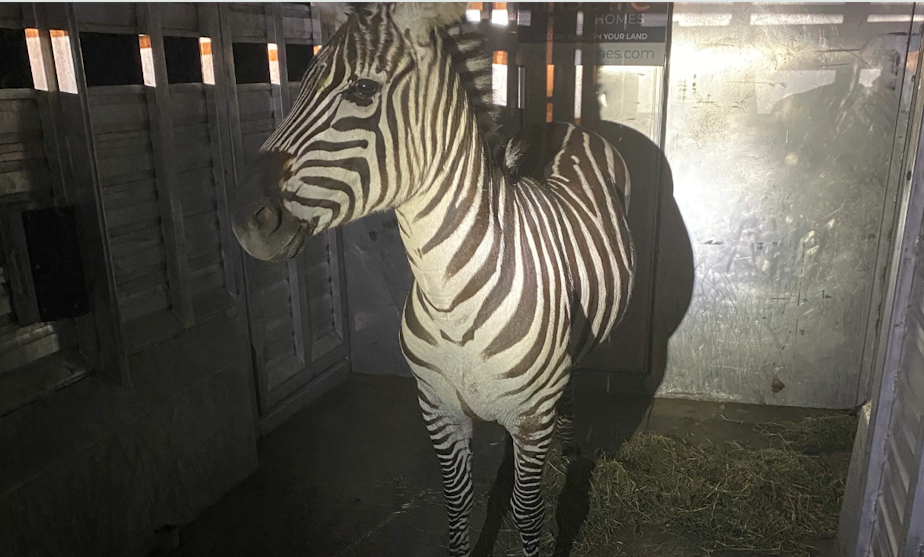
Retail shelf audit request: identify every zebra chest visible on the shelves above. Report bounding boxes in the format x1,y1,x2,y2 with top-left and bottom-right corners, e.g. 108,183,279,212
399,305,566,423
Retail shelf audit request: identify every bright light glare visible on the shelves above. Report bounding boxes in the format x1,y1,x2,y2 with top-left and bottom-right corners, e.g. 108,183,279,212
750,13,844,25
50,30,77,94
199,37,215,85
675,13,733,27
859,68,882,87
574,66,582,120
670,44,765,75
492,64,507,106
268,43,280,85
25,29,48,91
139,34,156,87
866,14,924,23
491,9,508,25
466,9,481,22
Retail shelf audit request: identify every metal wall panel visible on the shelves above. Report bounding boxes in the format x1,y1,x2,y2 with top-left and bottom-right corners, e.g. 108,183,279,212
656,2,918,407
870,251,924,556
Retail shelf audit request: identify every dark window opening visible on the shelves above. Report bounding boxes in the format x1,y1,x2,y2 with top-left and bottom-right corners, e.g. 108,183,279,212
163,35,202,84
80,32,143,86
286,43,315,83
233,42,270,84
0,29,33,89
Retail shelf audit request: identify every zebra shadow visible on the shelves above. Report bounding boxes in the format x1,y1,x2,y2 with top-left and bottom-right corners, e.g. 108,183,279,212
473,121,695,557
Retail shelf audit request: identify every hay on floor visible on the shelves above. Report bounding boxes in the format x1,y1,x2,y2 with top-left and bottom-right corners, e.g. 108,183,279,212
497,414,856,557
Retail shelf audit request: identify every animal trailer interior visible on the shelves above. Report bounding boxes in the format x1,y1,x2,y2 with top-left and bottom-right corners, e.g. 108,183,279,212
0,2,923,557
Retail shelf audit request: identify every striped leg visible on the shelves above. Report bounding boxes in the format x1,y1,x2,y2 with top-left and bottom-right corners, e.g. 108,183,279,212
511,417,555,557
418,388,474,557
556,376,578,457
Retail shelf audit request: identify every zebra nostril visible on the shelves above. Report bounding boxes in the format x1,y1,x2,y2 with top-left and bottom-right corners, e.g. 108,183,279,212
254,206,281,234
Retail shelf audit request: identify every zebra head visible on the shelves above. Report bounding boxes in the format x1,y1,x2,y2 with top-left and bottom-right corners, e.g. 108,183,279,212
231,2,472,261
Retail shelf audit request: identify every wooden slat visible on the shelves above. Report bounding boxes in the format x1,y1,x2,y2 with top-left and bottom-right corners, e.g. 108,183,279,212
140,2,194,327
0,164,50,198
74,2,137,28
0,3,23,26
0,99,43,135
176,171,216,216
119,284,169,323
96,151,156,184
101,178,158,211
191,267,224,295
228,6,267,39
161,2,199,34
170,92,210,125
0,141,47,163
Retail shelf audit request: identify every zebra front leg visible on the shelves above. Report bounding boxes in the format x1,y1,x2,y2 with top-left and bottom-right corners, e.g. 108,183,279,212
556,375,578,458
418,389,475,557
511,416,555,557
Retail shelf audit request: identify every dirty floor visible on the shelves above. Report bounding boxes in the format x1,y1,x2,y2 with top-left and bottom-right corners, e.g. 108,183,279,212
164,373,849,557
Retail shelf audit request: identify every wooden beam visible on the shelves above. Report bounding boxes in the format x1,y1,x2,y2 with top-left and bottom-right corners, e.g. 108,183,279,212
139,3,195,328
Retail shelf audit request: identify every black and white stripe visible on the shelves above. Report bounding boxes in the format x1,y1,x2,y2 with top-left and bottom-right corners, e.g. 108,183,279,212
248,4,636,556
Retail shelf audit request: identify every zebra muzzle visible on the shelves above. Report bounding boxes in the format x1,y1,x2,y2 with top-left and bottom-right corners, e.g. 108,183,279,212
231,151,306,261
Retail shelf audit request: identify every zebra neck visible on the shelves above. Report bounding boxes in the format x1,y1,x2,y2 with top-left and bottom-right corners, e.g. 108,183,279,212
395,116,503,313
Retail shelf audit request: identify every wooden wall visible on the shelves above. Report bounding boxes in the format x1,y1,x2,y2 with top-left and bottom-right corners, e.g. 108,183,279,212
0,1,346,431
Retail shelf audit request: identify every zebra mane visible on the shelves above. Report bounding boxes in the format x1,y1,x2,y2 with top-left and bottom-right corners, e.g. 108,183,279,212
439,19,506,155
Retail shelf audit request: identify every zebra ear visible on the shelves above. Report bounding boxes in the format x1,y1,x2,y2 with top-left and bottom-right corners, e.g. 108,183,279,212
392,2,469,43
315,2,351,35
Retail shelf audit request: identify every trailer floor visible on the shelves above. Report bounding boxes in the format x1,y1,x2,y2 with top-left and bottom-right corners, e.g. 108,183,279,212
163,373,848,557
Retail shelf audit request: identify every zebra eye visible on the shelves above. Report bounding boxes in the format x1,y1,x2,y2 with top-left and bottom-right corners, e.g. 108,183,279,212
345,78,380,102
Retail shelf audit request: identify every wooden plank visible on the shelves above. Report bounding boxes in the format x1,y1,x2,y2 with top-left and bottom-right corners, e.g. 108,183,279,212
121,308,183,353
250,259,287,287
0,141,46,163
140,2,194,327
118,282,170,319
59,2,130,384
191,267,224,295
176,175,216,216
96,151,155,182
0,165,50,198
282,16,315,40
113,251,167,286
304,265,332,296
170,91,210,125
198,3,240,305
0,3,23,25
119,284,169,323
101,178,158,211
311,329,341,362
93,129,151,150
264,311,294,341
161,2,199,34
115,265,168,296
258,358,349,436
106,199,162,231
264,331,296,365
74,2,137,28
109,225,166,257
184,210,220,240
0,322,55,355
308,291,334,328
0,100,43,135
239,117,275,134
228,7,267,39
189,252,222,276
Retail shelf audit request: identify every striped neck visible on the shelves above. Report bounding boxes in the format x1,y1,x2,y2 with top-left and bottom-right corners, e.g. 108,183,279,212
395,99,503,312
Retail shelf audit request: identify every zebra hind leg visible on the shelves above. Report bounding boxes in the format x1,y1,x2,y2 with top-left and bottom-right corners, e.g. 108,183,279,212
511,416,555,557
555,375,579,459
418,390,475,557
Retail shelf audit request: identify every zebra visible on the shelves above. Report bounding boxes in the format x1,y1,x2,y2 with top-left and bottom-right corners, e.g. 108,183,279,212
230,3,636,555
